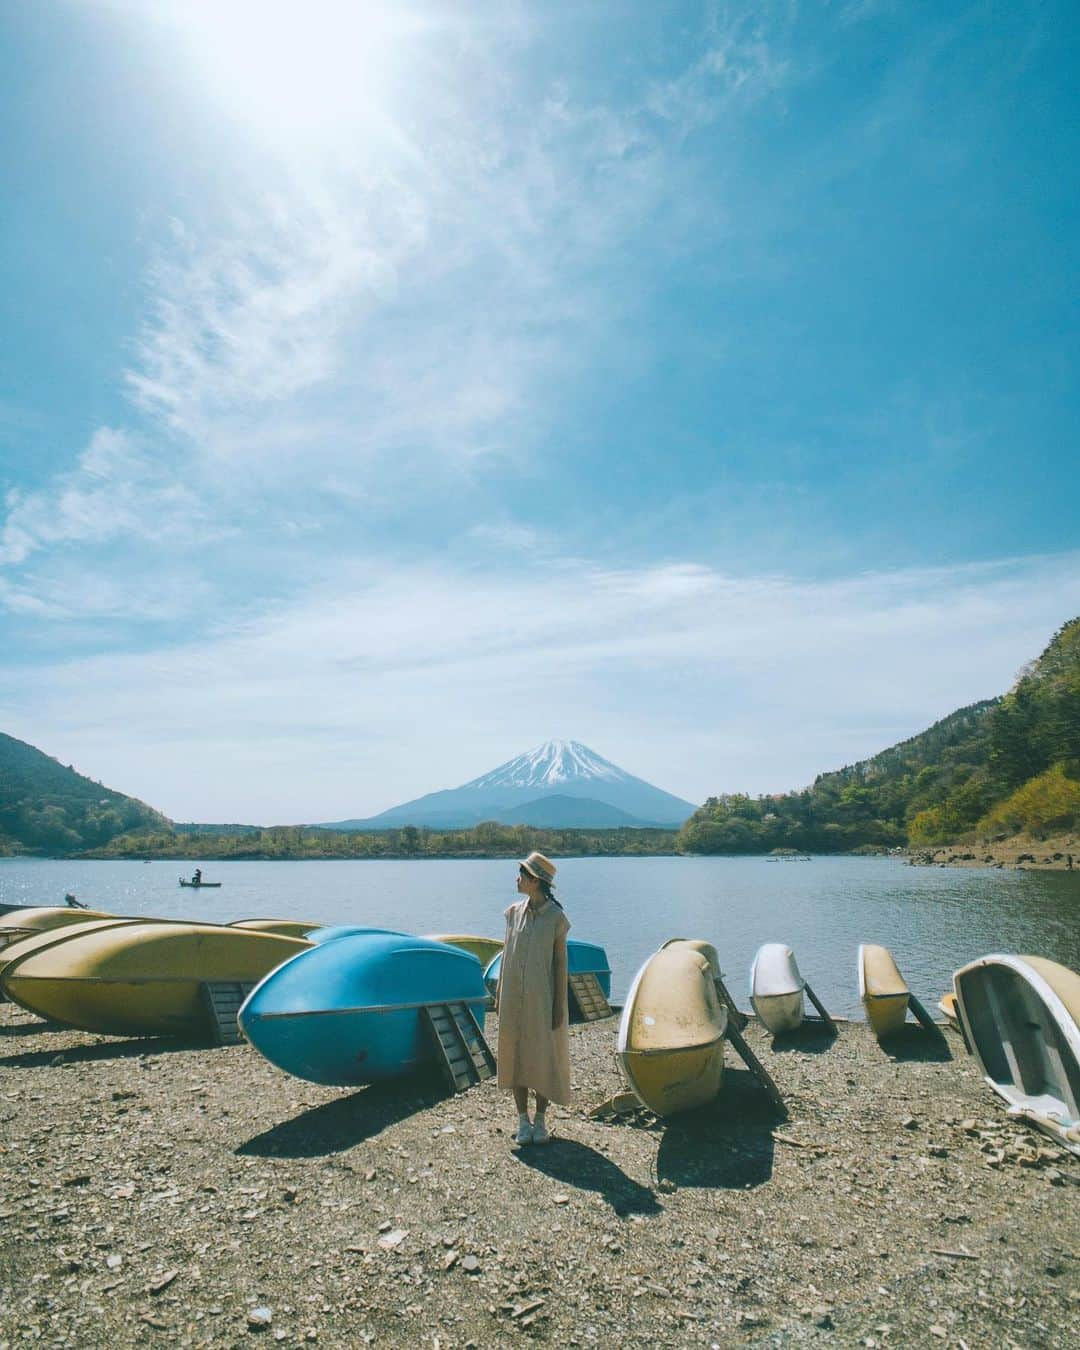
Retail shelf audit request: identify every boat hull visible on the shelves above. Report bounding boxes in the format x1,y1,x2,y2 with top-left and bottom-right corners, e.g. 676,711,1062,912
231,920,324,939
0,906,114,952
239,932,488,1086
1,924,310,1038
0,919,141,983
938,992,960,1032
953,953,1080,1155
859,943,910,1038
425,934,503,966
179,880,222,888
483,939,611,1002
616,941,727,1116
750,943,806,1034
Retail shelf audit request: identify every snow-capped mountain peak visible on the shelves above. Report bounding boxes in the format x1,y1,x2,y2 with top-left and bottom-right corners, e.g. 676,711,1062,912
463,740,625,791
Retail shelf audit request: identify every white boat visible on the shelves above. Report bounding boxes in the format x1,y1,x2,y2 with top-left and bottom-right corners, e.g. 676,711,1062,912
952,954,1080,1155
750,943,805,1034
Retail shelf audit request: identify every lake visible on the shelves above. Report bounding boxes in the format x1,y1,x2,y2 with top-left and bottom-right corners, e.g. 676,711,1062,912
1,855,1077,1017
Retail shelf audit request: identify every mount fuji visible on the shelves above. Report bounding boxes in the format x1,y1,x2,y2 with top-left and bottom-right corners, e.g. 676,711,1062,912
319,740,697,830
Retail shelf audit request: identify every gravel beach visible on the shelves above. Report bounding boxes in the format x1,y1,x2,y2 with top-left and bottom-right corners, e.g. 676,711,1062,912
1,1002,1077,1349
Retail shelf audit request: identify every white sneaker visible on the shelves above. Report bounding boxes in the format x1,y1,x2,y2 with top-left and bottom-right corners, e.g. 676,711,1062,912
514,1120,533,1145
531,1118,550,1145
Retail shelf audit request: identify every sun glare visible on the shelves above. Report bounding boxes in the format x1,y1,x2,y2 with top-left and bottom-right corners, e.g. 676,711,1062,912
171,0,413,147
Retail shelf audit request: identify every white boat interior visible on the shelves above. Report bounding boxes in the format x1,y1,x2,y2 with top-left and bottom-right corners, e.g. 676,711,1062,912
953,954,1080,1154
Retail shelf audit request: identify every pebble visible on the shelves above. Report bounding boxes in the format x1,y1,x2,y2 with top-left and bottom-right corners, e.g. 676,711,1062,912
247,1306,273,1329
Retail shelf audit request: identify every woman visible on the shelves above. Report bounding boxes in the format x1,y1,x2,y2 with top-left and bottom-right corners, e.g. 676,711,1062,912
496,851,571,1145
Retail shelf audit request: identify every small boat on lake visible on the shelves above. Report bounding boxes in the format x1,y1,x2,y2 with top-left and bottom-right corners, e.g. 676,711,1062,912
483,939,611,1003
179,878,222,888
616,938,728,1116
1,923,310,1038
0,905,114,951
750,943,806,1034
952,954,1080,1155
859,943,911,1038
238,932,488,1086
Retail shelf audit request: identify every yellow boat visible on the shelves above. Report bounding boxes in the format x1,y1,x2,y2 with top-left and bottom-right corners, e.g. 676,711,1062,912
0,906,114,951
1,923,311,1038
859,943,910,1037
425,934,504,966
616,938,728,1116
230,919,324,939
938,991,960,1032
0,918,143,983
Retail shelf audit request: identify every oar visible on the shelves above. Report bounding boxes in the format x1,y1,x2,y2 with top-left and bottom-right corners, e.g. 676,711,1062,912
803,981,836,1032
907,993,942,1035
724,1017,787,1117
713,974,748,1031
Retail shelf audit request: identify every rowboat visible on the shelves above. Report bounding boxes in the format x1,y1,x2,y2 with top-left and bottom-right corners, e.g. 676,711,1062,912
230,920,324,939
938,991,960,1032
179,879,222,888
310,925,410,945
616,938,728,1116
483,939,611,1002
0,918,142,984
424,934,503,966
858,943,910,1037
952,954,1080,1155
1,923,310,1038
238,932,488,1086
750,943,806,1034
0,906,114,951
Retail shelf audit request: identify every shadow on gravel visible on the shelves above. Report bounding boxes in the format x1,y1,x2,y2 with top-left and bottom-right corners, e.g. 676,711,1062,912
656,1068,780,1191
0,1018,70,1037
237,1074,446,1158
0,1035,206,1067
879,1025,953,1063
514,1138,661,1216
769,1021,838,1055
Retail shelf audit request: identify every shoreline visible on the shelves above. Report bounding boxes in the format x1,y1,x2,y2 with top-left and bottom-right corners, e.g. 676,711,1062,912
906,832,1079,872
1,1002,1077,1346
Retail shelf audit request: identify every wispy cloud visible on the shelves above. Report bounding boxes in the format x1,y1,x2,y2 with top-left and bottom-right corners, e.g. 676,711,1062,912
0,428,201,567
4,550,1077,821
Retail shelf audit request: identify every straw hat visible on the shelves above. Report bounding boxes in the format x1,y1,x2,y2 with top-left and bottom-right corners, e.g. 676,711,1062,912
519,851,556,886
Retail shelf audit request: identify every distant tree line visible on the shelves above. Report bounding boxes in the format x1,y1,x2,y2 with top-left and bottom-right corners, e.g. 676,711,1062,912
86,820,680,861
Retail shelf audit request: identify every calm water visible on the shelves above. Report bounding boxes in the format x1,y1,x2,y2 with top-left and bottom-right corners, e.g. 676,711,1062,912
1,855,1077,1017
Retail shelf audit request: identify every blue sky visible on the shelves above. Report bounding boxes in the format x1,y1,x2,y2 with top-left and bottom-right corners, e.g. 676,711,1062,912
0,0,1077,822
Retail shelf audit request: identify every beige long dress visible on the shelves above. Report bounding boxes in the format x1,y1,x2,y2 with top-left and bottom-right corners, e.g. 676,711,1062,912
496,898,572,1104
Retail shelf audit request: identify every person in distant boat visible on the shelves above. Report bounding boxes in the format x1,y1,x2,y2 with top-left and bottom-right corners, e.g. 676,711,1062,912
192,869,202,886
63,892,86,909
495,851,571,1145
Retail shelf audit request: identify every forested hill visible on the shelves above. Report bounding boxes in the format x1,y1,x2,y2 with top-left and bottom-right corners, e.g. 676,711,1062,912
0,733,168,854
678,616,1080,854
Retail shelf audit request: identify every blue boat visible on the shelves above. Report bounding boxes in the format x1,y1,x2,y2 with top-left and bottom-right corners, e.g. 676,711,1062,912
483,939,612,1004
309,925,411,945
238,932,487,1086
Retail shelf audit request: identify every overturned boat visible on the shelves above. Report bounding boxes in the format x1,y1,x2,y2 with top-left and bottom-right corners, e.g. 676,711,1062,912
616,938,728,1116
0,906,114,951
750,943,806,1034
859,943,911,1038
238,931,488,1086
952,954,1080,1155
483,939,611,1002
1,922,310,1038
230,919,324,939
425,934,503,966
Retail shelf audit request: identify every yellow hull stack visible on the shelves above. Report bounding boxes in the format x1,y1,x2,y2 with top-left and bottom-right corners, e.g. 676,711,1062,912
1,922,310,1038
425,934,504,966
859,943,910,1037
0,918,142,984
230,920,324,939
0,906,114,951
617,938,728,1116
